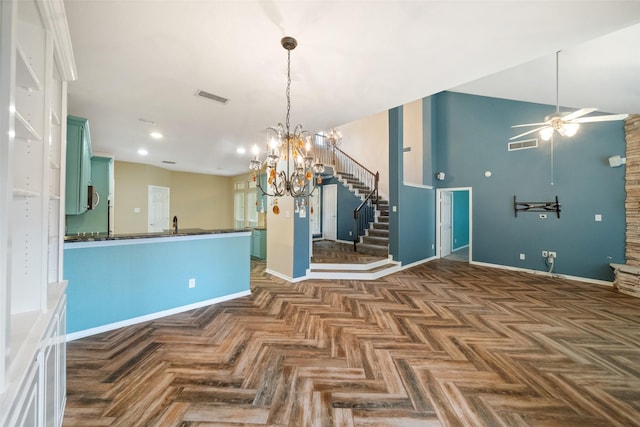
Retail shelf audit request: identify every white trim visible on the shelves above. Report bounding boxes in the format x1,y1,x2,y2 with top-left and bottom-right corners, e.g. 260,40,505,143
265,268,307,283
310,258,391,271
436,187,472,261
66,290,252,342
400,256,437,270
403,182,434,190
306,262,401,281
64,231,251,249
470,261,614,287
336,239,355,245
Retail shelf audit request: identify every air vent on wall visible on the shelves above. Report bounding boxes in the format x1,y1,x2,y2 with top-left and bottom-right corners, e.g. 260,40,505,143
194,89,229,105
508,138,538,152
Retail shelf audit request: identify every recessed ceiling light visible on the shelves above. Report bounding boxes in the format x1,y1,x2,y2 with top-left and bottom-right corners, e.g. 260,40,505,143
150,132,163,139
138,148,148,156
236,147,246,154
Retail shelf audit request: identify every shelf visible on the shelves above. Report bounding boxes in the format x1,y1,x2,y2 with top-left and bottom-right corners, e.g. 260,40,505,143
15,111,42,141
13,188,41,198
49,194,60,200
15,43,42,91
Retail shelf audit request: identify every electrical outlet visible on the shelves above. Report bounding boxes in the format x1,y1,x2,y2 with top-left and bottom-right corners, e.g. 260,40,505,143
189,278,196,288
548,252,556,258
520,253,525,260
542,251,548,257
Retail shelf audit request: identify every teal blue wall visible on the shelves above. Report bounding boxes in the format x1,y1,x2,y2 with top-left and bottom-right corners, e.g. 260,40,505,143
66,156,111,235
293,202,310,278
322,177,363,242
64,234,251,334
433,92,625,280
389,106,436,265
453,190,469,250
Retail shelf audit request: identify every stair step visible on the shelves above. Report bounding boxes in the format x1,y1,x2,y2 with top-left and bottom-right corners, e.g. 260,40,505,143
307,260,400,280
362,235,388,246
356,243,389,257
372,222,389,230
377,216,389,223
368,228,389,238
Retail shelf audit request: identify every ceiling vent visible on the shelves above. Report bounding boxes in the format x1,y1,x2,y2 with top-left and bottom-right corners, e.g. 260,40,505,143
194,89,229,105
508,138,538,152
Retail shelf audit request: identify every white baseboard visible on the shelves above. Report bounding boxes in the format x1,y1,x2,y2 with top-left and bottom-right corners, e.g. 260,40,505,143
401,256,437,270
66,290,252,342
265,268,307,283
470,261,614,287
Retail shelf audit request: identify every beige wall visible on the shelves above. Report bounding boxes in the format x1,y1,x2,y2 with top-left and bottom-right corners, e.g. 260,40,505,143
114,161,233,234
336,110,390,198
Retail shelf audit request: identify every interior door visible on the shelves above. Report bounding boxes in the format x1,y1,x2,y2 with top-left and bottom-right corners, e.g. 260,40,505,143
322,184,337,241
309,190,321,236
440,191,452,257
148,185,170,232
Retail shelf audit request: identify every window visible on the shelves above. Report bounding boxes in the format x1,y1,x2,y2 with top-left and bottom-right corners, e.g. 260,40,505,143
234,179,258,228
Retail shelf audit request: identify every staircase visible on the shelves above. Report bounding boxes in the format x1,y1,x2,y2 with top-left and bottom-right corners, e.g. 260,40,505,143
335,172,389,258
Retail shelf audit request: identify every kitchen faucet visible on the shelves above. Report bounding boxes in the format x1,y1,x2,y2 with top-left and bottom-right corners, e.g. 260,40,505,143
173,216,178,233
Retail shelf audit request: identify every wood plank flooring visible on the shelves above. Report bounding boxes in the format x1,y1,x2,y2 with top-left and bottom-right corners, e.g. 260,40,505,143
63,259,640,426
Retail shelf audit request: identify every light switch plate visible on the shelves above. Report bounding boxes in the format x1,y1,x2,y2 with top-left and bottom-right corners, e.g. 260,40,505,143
595,214,602,222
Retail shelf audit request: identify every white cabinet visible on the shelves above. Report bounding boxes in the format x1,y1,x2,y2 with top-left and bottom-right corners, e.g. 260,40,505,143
0,0,76,425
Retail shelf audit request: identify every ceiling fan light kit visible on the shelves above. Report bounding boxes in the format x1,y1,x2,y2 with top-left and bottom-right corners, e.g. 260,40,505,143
510,51,628,142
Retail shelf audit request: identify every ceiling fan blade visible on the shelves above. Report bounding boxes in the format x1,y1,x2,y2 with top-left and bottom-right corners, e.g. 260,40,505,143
562,107,598,121
510,126,549,141
511,122,549,128
570,113,629,124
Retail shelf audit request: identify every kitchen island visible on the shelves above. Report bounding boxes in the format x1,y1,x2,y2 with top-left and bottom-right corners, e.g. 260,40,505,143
64,229,251,340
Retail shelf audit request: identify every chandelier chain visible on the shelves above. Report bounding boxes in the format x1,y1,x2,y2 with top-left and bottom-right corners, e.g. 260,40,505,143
286,48,291,137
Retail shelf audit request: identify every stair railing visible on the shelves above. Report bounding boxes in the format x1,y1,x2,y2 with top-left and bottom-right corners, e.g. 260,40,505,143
353,172,379,251
312,137,380,252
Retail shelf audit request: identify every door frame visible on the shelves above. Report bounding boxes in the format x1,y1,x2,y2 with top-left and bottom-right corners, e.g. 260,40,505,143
148,185,170,233
322,184,337,241
436,187,472,261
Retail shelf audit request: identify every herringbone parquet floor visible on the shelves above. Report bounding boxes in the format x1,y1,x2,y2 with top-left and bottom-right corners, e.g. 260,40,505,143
64,259,640,426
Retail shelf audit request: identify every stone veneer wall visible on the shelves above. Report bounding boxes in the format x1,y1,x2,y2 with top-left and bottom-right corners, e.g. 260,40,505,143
625,115,640,265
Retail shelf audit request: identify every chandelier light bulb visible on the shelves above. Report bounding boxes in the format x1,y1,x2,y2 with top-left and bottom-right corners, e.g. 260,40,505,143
562,123,579,137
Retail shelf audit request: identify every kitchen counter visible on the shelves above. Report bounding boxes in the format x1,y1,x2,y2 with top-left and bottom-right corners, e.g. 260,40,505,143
64,227,251,243
64,229,251,339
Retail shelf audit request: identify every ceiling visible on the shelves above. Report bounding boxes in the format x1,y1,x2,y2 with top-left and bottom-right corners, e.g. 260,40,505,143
64,1,640,177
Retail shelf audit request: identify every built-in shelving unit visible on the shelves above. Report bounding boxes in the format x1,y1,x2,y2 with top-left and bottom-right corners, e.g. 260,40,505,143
0,0,77,425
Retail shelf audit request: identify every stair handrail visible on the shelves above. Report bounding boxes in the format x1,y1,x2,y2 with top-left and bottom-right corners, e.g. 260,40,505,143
353,172,379,251
312,137,381,252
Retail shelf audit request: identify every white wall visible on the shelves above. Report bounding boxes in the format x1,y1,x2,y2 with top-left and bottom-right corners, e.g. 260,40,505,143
402,99,424,186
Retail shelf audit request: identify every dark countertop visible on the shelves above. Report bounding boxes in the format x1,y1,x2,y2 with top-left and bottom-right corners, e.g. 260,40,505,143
64,228,255,243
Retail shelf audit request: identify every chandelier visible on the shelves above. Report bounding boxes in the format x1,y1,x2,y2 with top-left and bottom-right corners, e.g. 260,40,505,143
250,36,325,207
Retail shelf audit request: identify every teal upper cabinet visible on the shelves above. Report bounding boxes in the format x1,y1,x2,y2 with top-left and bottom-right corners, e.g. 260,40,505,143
66,116,93,215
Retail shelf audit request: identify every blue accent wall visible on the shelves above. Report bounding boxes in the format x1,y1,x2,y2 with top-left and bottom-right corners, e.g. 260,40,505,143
389,106,437,265
433,92,625,280
64,234,251,334
453,190,469,250
293,203,310,278
322,177,362,242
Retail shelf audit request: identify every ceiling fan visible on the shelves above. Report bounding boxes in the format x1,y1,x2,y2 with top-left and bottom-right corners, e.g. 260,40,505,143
510,51,628,141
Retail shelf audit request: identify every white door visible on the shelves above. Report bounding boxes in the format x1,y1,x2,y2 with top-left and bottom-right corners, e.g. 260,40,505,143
148,185,170,232
322,184,337,241
309,190,321,236
440,191,452,257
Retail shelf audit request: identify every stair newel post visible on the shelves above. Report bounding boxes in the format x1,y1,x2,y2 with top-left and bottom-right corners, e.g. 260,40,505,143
375,172,379,207
353,208,359,252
